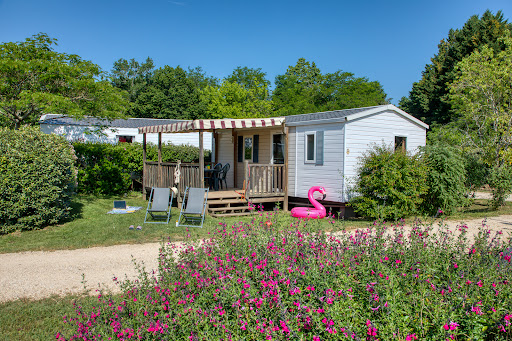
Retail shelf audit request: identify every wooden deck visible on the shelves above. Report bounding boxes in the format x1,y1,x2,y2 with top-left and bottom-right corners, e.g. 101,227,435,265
207,189,285,217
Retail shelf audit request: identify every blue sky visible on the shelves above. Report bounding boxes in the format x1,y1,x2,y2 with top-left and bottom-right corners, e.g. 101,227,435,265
1,0,511,105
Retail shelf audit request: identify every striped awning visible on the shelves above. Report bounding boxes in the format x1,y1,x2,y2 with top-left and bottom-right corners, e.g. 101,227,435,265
138,117,285,134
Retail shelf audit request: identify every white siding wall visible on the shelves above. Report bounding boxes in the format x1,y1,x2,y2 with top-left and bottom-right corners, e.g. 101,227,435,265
216,131,235,188
40,124,212,149
293,123,345,202
343,110,427,199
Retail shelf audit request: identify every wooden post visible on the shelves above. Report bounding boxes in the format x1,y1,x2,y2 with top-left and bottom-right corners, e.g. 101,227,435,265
158,132,163,187
142,133,147,195
199,130,204,188
233,131,238,188
283,126,289,211
244,160,249,199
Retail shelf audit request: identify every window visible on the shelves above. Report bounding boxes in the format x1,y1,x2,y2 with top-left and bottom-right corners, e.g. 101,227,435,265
272,134,285,164
304,131,324,165
118,135,134,143
395,136,407,152
305,132,316,163
237,135,259,163
244,137,253,161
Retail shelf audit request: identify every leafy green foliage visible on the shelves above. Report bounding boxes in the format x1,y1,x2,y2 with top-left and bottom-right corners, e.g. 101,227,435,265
448,36,512,206
226,66,270,98
201,81,273,119
109,57,155,102
421,145,469,215
350,144,428,220
0,33,129,129
0,127,77,234
488,165,512,209
273,58,388,116
73,142,209,195
131,65,205,119
400,10,512,125
449,37,512,168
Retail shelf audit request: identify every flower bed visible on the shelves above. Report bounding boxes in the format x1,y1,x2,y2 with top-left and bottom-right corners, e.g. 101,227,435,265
59,210,512,340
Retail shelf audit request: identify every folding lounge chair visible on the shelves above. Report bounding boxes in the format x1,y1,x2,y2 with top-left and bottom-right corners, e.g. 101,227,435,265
177,187,209,228
144,187,173,224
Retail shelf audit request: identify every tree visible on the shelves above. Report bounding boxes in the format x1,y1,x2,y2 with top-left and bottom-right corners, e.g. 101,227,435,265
400,10,512,125
110,57,154,102
321,70,388,110
273,58,388,116
0,33,128,129
186,66,219,90
132,65,205,120
200,80,272,119
226,66,270,99
273,58,324,116
449,37,512,207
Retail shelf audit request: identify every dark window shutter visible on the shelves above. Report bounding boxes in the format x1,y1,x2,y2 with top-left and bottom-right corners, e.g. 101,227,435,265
237,136,243,162
253,135,259,163
316,131,324,165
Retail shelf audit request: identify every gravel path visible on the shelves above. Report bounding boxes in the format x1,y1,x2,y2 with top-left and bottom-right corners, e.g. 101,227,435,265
1,215,511,303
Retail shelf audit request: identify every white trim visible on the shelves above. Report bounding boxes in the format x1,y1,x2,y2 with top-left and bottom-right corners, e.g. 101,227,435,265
294,129,298,197
304,131,316,163
342,123,347,202
285,105,429,130
346,105,429,129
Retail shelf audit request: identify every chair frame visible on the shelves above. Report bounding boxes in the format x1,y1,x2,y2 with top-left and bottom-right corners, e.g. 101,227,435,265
144,187,173,224
219,163,230,190
177,187,209,228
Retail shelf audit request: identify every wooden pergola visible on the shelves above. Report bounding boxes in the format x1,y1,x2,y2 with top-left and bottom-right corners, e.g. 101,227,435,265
138,117,288,213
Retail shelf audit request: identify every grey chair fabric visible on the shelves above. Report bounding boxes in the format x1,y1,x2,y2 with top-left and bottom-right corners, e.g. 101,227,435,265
144,188,173,224
177,187,209,228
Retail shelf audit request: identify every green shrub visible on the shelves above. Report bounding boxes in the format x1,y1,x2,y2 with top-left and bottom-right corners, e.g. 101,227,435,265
464,152,489,191
73,142,211,195
0,127,77,234
421,145,469,215
350,144,428,220
488,164,512,209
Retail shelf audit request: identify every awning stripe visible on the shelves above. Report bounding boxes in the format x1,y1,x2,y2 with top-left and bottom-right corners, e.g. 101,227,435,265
138,117,285,134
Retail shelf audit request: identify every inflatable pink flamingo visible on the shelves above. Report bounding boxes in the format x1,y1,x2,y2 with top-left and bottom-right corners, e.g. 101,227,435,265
291,186,327,219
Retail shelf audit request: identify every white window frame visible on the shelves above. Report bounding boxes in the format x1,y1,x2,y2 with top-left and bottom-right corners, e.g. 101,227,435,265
305,131,316,164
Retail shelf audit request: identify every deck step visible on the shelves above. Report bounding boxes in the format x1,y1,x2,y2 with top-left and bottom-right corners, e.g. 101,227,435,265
208,198,248,205
210,211,254,218
208,206,250,212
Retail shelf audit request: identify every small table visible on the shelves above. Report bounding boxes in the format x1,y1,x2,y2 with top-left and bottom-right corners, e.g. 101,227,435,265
204,168,221,190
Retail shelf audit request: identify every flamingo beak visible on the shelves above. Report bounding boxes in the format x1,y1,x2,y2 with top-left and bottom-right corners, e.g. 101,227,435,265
322,193,326,200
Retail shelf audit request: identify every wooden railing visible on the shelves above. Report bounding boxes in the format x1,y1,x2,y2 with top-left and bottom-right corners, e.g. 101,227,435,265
143,162,201,194
245,162,285,197
144,161,286,198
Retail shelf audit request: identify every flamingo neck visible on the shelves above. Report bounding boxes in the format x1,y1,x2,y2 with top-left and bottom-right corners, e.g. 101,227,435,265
308,188,325,210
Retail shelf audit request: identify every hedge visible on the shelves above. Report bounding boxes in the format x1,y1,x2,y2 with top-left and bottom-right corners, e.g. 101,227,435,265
0,127,77,234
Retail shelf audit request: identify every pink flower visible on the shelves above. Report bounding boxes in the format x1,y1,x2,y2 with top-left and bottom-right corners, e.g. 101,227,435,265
406,333,418,340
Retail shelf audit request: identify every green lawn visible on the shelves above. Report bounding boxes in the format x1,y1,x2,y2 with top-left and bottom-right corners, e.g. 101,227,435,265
0,294,99,341
0,192,370,254
1,192,511,254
